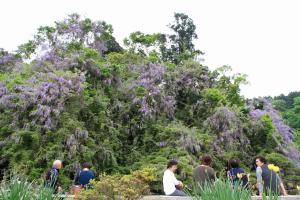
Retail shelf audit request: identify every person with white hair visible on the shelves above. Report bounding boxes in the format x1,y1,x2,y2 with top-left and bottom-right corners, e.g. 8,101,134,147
44,160,63,192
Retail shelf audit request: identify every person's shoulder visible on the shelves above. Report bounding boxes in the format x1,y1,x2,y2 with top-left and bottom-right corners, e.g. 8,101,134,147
163,169,171,178
195,165,208,169
49,168,59,177
192,166,199,173
164,169,174,175
88,170,95,176
209,168,215,175
206,166,215,171
238,167,245,173
256,166,262,172
51,168,58,173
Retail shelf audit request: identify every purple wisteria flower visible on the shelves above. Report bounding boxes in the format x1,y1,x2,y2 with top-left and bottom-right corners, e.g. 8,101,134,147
250,98,294,143
0,71,85,130
128,63,176,118
249,98,300,166
205,107,250,153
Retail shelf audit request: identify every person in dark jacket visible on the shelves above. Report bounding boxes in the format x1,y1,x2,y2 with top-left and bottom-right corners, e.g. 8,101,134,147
74,162,95,188
193,155,216,186
227,158,249,189
255,156,288,196
44,160,62,193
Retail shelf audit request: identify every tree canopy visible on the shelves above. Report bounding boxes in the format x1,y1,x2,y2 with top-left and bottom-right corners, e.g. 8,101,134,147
0,13,299,192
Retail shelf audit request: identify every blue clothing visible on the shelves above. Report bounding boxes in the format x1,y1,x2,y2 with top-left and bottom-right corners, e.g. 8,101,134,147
228,167,249,189
75,170,95,187
169,189,187,196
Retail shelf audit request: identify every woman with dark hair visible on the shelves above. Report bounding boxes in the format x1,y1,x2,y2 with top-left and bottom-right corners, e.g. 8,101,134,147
227,158,248,189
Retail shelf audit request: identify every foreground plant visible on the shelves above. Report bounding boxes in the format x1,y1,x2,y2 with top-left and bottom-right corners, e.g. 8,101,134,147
0,176,59,200
186,179,251,200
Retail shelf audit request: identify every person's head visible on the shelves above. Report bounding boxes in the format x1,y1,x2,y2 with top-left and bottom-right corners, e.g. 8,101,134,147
167,160,178,172
228,158,240,169
201,155,212,166
81,162,91,169
53,160,62,169
255,156,266,167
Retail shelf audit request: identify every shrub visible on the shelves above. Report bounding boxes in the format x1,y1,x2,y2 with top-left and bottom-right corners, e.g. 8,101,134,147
78,167,158,200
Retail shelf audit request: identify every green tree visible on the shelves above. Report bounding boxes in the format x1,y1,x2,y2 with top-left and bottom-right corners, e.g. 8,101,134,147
214,65,248,107
123,31,166,59
272,99,287,112
166,13,203,64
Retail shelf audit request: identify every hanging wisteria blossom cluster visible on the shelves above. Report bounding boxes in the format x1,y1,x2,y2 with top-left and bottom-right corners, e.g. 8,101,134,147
0,72,85,129
250,98,295,142
29,13,109,57
205,107,250,153
65,128,89,159
0,48,22,72
19,13,121,81
249,98,300,166
129,63,176,118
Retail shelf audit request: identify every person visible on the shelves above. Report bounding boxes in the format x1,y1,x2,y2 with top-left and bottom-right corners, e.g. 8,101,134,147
193,155,216,186
74,162,95,187
71,162,95,199
163,160,186,196
255,156,288,196
44,160,63,193
227,158,248,189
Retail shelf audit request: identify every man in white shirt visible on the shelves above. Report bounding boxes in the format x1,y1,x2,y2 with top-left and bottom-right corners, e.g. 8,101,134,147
163,160,186,196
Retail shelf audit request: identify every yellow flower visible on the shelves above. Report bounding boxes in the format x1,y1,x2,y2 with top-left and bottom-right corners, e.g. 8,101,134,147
273,166,280,173
297,185,300,191
268,164,280,172
247,173,250,181
237,173,243,179
268,164,275,171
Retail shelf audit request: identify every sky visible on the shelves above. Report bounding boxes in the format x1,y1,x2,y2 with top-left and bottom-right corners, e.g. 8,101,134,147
0,0,299,98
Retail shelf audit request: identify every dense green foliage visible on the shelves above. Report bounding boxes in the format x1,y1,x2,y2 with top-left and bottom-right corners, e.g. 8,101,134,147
0,13,299,195
273,92,300,149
